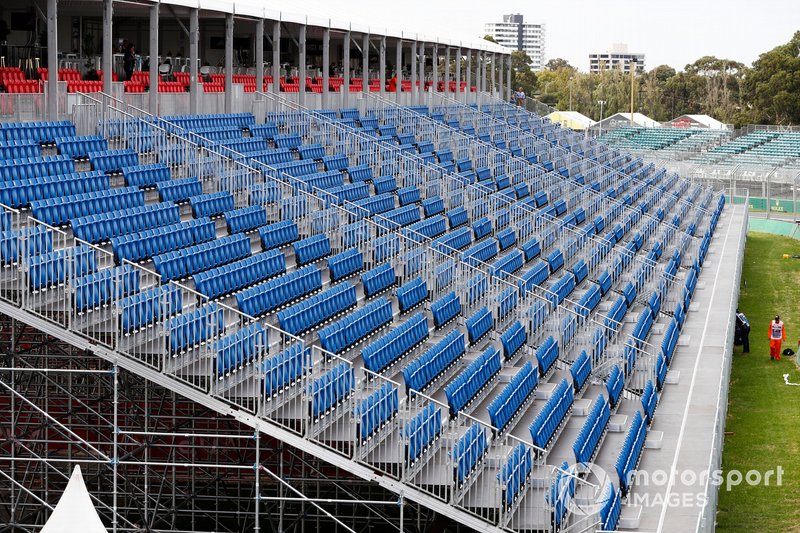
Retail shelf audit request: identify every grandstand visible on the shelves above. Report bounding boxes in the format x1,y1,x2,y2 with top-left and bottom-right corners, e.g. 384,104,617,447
0,2,747,533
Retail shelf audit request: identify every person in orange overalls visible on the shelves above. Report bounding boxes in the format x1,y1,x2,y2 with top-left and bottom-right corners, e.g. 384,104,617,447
769,315,786,360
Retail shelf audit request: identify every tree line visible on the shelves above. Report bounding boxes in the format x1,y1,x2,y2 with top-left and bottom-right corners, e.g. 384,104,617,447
498,31,800,127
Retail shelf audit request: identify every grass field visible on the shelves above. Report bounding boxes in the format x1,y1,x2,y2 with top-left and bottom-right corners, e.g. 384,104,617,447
716,232,800,532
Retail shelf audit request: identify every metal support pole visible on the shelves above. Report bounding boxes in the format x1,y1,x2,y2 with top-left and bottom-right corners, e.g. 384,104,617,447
362,33,369,94
112,364,118,533
395,38,402,104
379,35,386,97
498,54,504,100
487,52,497,94
322,26,330,107
343,31,351,95
480,51,486,94
431,43,438,94
444,46,450,94
189,8,199,114
224,13,233,113
254,429,261,532
272,20,280,93
410,41,417,105
299,24,306,107
507,54,512,101
466,49,472,100
148,2,159,115
419,42,425,93
255,19,264,94
46,0,58,120
455,47,461,101
103,0,113,95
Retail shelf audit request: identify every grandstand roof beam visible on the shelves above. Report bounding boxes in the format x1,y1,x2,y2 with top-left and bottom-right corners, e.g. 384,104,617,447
46,0,58,120
343,30,351,93
165,4,190,37
322,25,330,108
256,18,264,97
189,7,199,114
432,42,438,95
409,40,417,105
444,46,450,88
455,47,462,103
224,12,233,113
379,35,386,98
149,2,159,116
395,37,402,104
103,0,113,95
299,23,306,106
466,48,472,100
419,41,425,91
506,53,512,101
362,33,369,94
272,20,280,93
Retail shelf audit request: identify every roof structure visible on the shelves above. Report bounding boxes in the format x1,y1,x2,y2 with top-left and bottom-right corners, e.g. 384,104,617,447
546,111,596,130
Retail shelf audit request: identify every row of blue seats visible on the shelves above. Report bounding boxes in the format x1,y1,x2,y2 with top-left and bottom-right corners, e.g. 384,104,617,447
111,218,215,263
225,205,267,234
215,322,266,377
28,245,96,290
328,248,363,282
535,336,559,377
499,442,532,508
56,136,108,159
119,284,182,333
167,303,225,354
355,382,399,443
500,320,527,360
152,233,250,282
431,291,461,328
403,330,465,393
488,361,538,433
405,402,442,465
642,380,658,424
0,171,108,208
549,460,575,528
263,343,310,398
310,362,355,420
294,234,331,266
445,345,501,416
397,276,428,313
158,177,203,204
465,306,494,345
1,121,76,143
74,265,140,312
191,191,235,218
529,378,574,449
453,423,487,486
0,226,50,264
194,249,285,300
598,483,622,531
615,410,647,495
0,155,76,181
362,313,429,374
573,394,610,466
89,149,139,174
277,281,357,336
259,220,299,251
72,203,180,244
0,140,40,160
570,350,592,393
236,265,322,318
31,186,144,227
318,297,392,356
356,262,393,298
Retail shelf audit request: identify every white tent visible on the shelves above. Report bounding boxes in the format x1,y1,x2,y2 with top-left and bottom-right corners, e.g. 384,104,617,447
41,465,109,533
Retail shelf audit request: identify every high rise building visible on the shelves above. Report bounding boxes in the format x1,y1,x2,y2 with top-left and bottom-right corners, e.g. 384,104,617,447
589,43,645,74
484,14,546,70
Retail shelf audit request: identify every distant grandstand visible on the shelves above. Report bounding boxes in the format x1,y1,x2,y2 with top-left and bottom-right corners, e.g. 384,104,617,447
0,2,747,533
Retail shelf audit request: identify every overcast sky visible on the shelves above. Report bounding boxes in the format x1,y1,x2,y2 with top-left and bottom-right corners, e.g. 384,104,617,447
268,0,799,71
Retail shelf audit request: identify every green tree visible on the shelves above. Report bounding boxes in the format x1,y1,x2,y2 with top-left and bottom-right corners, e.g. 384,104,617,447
545,58,574,72
510,50,537,98
742,31,800,125
483,35,497,44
